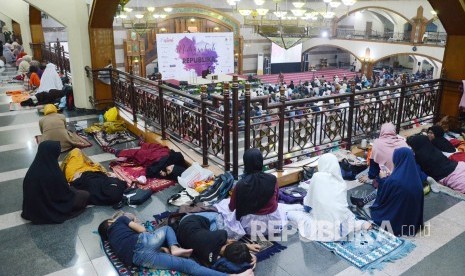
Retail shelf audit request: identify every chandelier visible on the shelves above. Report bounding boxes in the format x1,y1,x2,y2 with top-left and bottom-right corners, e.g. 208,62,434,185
115,1,172,35
237,0,356,49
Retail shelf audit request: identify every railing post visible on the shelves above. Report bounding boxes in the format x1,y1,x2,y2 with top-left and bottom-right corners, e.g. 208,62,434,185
200,86,209,167
223,82,231,172
232,75,239,179
244,82,251,151
346,82,355,148
396,75,407,133
277,86,286,172
156,73,166,140
129,73,137,124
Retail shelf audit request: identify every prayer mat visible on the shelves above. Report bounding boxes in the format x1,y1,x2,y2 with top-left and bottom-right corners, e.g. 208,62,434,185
92,130,137,147
110,162,176,193
100,220,184,276
318,227,415,271
10,93,30,103
152,212,288,263
35,133,92,152
5,90,24,96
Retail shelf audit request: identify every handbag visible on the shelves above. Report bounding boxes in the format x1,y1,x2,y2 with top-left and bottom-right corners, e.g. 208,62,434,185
340,158,367,180
302,165,315,181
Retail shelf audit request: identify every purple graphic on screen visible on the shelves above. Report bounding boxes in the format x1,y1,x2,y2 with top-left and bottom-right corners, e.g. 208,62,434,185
176,36,218,76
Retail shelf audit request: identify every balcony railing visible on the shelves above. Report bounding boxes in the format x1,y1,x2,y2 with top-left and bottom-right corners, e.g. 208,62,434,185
335,28,413,43
30,39,71,79
86,66,448,178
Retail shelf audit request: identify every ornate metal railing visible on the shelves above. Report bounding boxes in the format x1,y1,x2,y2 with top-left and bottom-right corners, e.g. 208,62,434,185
86,66,446,178
30,39,71,79
335,28,412,43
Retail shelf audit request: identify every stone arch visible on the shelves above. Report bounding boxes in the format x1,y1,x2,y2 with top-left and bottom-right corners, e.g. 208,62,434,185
335,6,414,25
373,52,442,64
303,44,363,62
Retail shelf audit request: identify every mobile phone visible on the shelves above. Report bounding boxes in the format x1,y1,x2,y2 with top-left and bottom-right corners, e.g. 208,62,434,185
380,164,390,173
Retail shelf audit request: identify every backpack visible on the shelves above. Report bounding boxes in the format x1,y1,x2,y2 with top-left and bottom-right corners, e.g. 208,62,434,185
193,172,234,205
278,186,307,204
121,187,153,207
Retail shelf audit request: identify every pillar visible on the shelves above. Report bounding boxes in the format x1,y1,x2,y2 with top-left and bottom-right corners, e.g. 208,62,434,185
29,5,45,60
88,0,120,109
428,0,465,118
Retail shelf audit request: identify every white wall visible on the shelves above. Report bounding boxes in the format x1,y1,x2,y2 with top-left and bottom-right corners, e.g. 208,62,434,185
1,0,33,54
0,13,13,35
24,0,93,109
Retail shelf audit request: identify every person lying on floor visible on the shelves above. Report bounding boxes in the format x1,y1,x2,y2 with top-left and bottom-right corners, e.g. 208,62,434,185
60,148,126,205
146,150,187,180
370,148,424,236
20,88,66,107
287,153,372,242
226,148,280,235
22,141,89,224
38,104,86,152
98,212,253,276
105,141,171,168
408,135,465,193
176,213,258,274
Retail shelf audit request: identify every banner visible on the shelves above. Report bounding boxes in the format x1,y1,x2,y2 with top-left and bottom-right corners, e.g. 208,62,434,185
156,32,234,81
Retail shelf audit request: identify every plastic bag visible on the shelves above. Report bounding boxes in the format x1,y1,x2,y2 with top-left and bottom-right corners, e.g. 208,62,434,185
177,163,214,189
104,107,118,122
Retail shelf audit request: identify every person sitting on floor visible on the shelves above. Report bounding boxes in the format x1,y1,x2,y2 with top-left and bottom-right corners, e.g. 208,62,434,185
287,153,371,242
28,65,41,89
146,150,187,180
38,104,86,152
176,213,258,273
21,141,89,224
227,148,280,235
36,63,63,93
427,125,456,154
408,135,465,193
61,148,126,206
370,148,424,236
98,212,253,276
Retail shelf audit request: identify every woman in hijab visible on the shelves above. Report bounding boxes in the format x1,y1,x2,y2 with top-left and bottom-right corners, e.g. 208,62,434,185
427,125,456,154
37,63,63,93
2,44,15,63
146,150,187,180
228,148,279,234
38,104,86,152
359,123,409,184
61,149,126,206
287,153,371,242
408,135,465,193
28,65,41,89
21,141,89,224
370,148,424,236
17,55,31,76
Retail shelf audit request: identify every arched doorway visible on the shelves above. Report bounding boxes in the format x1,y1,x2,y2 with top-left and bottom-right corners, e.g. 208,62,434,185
302,45,362,72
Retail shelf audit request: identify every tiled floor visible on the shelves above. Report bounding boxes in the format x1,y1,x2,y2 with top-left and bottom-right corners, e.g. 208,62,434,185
1,64,465,276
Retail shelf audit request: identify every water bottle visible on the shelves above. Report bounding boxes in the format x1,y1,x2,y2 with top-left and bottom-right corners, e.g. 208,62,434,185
99,114,104,124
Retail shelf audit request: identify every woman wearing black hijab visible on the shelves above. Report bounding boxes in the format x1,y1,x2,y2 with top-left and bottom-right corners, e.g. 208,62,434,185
427,125,456,153
21,141,89,224
146,150,187,180
408,135,465,193
228,149,279,234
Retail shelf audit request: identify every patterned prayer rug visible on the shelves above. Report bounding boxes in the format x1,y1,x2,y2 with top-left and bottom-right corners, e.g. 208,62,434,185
35,133,92,152
318,227,415,271
110,162,176,192
100,220,184,276
92,130,137,147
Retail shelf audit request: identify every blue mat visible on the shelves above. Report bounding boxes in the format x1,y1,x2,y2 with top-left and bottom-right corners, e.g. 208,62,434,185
318,227,415,271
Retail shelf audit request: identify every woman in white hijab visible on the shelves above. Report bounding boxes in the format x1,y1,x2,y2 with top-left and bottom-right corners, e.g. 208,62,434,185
37,63,63,93
17,55,32,75
287,153,371,242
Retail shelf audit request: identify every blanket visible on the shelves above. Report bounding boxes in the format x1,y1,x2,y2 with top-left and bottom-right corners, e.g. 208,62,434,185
318,226,415,271
110,162,175,192
100,219,184,276
35,133,92,152
92,130,137,147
